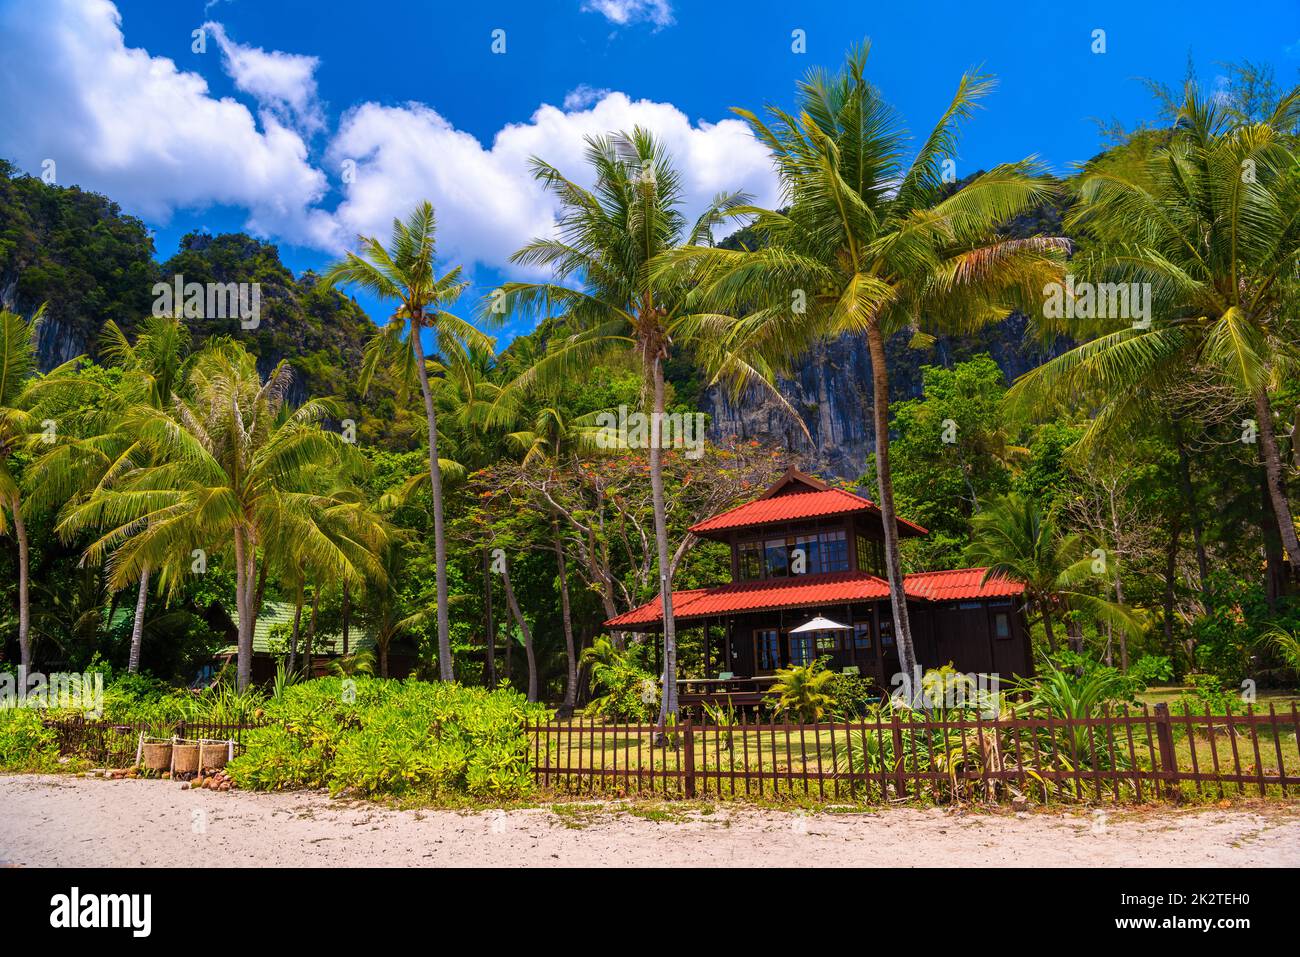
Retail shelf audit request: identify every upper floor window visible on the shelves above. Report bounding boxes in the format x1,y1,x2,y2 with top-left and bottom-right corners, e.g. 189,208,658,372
856,534,884,576
764,538,790,577
738,528,850,580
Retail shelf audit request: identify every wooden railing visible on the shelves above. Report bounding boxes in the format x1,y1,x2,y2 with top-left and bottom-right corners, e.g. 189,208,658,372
44,716,266,768
676,676,779,711
526,702,1300,804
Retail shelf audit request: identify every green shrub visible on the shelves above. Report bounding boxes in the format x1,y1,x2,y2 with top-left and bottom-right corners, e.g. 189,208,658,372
765,659,835,722
824,671,877,719
226,678,545,799
1190,573,1300,685
1177,673,1242,715
0,709,62,772
1127,654,1174,691
581,639,659,722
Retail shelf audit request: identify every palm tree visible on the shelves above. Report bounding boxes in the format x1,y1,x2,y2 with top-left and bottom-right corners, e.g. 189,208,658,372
59,341,387,690
965,492,1139,655
768,660,836,723
488,129,752,722
655,44,1065,688
322,201,495,682
0,306,45,671
282,459,390,677
27,316,191,673
108,317,189,672
1005,82,1300,574
377,340,498,680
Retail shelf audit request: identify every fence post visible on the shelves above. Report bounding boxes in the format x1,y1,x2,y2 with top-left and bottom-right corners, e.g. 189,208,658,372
891,715,907,799
1153,703,1179,801
682,720,696,799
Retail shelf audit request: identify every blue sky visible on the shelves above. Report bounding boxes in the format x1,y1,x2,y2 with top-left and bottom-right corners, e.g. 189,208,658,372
3,0,1299,345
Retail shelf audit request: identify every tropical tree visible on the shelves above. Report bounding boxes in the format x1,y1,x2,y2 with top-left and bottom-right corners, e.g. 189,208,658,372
507,403,610,714
322,201,495,682
1005,81,1300,574
27,316,192,673
655,44,1066,688
280,459,390,677
965,492,1139,655
58,342,387,690
488,128,752,722
0,306,45,671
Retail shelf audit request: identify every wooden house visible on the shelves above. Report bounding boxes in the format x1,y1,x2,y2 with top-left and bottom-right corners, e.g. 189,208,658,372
604,469,1032,700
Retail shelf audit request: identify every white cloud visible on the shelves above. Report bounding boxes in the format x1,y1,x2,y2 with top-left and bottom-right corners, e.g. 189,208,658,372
205,21,326,136
0,0,334,247
327,91,779,271
1,0,776,271
563,84,611,110
581,0,674,29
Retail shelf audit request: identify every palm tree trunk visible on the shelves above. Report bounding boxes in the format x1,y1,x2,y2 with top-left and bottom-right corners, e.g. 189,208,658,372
1066,618,1084,656
234,529,254,692
864,320,920,694
649,356,679,725
1040,605,1059,654
483,547,496,687
127,567,149,673
1255,388,1300,578
552,515,578,715
498,554,537,702
379,640,389,679
1261,473,1288,610
11,494,31,673
411,324,454,681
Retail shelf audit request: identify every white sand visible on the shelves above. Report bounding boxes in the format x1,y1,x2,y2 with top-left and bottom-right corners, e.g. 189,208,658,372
2,774,1297,867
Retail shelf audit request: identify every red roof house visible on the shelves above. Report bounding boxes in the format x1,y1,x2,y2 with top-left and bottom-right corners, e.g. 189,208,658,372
606,467,1030,689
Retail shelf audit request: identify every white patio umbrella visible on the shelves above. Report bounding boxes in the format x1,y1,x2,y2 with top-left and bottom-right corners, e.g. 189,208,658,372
788,615,851,633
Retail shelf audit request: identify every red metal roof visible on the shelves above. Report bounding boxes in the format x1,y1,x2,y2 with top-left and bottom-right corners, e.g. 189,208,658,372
604,567,1023,630
605,571,892,629
689,487,928,537
902,567,1024,601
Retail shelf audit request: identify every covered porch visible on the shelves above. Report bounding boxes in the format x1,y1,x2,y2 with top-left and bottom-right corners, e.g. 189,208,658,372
628,600,900,712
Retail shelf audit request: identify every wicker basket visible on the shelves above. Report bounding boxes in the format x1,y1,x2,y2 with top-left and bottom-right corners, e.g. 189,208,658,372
141,740,173,772
171,740,201,775
199,739,230,771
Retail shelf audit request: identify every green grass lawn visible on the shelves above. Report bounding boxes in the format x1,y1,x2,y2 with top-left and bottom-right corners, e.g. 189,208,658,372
535,704,1300,805
1136,686,1300,710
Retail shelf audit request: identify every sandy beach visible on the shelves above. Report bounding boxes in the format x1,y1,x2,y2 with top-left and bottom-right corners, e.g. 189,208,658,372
2,775,1298,867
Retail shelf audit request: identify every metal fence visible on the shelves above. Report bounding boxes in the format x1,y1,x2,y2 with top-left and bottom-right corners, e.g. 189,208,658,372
526,702,1300,804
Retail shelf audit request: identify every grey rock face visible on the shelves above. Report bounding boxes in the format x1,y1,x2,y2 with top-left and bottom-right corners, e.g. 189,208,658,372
704,313,1060,481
